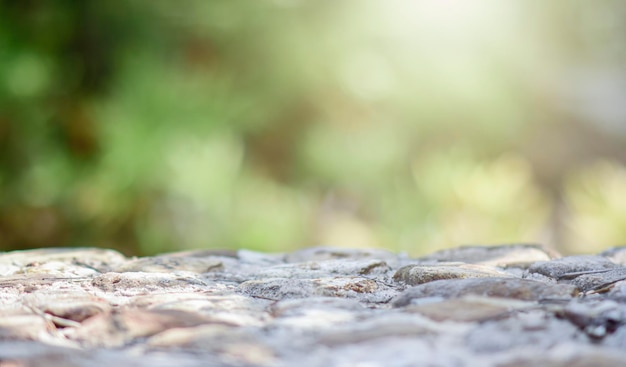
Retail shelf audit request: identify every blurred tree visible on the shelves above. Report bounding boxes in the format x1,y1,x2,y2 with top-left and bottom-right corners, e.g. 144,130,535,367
0,0,625,256
0,0,136,252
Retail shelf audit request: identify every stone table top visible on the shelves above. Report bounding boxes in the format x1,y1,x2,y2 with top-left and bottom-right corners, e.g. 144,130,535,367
1,244,626,366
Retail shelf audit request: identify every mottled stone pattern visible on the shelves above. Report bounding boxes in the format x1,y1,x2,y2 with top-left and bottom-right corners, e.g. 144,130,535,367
1,245,626,366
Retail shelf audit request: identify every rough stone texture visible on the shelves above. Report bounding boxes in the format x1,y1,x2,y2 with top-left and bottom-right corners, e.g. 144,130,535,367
392,277,578,306
1,245,626,366
526,255,620,280
415,244,557,268
393,263,513,285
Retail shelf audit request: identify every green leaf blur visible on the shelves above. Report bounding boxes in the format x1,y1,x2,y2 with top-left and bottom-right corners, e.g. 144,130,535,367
1,1,626,256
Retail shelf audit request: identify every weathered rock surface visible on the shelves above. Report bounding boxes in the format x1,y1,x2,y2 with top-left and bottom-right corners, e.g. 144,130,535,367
392,277,578,306
415,244,556,268
526,255,620,280
1,245,626,366
393,263,513,285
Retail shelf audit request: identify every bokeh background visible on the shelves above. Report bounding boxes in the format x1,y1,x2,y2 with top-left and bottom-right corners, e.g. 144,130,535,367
1,0,626,256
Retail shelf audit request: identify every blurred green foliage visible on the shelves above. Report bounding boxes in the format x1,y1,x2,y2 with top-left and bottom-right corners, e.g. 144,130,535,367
1,1,626,256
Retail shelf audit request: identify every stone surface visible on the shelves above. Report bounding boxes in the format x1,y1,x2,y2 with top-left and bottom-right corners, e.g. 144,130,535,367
606,279,626,299
114,255,224,273
466,310,583,353
404,295,534,322
394,263,513,285
562,299,626,339
237,276,397,303
392,277,578,306
415,244,556,268
526,255,620,280
571,267,626,293
0,245,626,366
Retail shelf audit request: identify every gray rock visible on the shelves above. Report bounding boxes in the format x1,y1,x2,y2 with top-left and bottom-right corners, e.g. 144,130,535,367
603,324,626,348
393,278,577,307
526,255,620,280
269,298,364,330
8,260,101,277
498,349,626,367
146,324,277,366
393,263,514,285
404,295,534,322
146,293,272,327
0,248,127,275
285,246,398,264
21,290,111,324
605,279,626,299
270,297,365,317
562,299,626,339
89,272,211,307
570,267,626,293
467,311,583,353
237,249,286,265
114,256,223,273
313,313,435,346
237,276,397,303
64,309,212,348
0,312,53,341
254,259,392,279
416,244,556,268
309,338,459,367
